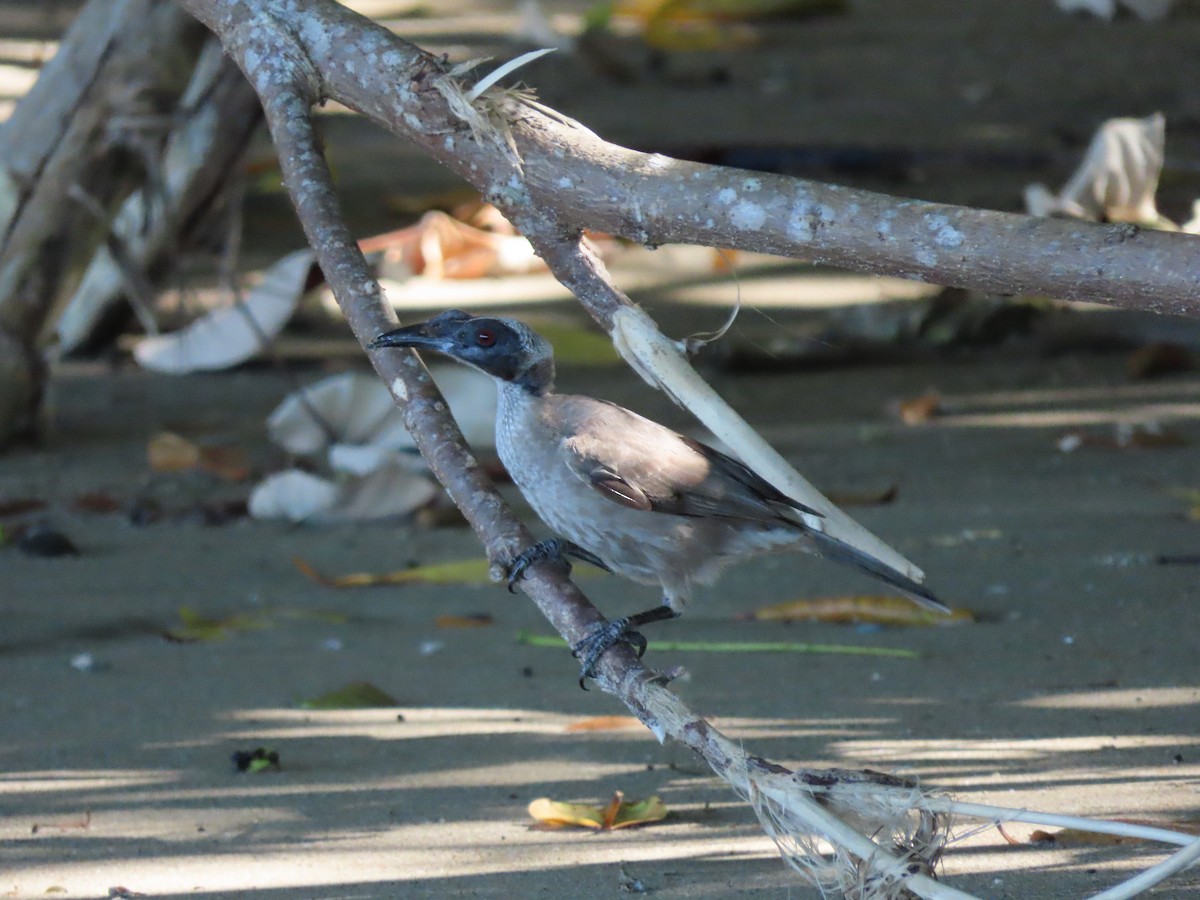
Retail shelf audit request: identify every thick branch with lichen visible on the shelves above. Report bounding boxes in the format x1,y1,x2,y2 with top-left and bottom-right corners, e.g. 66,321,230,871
184,0,1199,320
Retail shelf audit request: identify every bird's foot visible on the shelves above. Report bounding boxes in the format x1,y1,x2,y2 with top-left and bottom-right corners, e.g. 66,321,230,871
570,604,679,688
571,618,647,689
505,538,610,593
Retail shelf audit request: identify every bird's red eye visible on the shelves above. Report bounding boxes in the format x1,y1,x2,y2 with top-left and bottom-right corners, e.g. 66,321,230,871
476,327,497,347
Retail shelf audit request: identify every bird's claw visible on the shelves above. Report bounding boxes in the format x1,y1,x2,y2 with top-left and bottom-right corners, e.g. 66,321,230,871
570,617,646,689
505,538,610,593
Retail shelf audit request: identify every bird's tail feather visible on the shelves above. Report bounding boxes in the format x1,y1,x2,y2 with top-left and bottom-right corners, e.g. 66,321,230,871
808,530,949,613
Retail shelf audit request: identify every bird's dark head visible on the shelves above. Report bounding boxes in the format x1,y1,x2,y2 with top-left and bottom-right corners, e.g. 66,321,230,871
369,310,555,394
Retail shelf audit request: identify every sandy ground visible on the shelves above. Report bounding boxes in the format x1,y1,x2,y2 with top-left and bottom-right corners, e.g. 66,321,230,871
5,1,1200,898
4,320,1200,898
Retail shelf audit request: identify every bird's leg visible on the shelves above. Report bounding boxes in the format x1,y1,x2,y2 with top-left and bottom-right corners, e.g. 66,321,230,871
572,604,680,688
506,537,611,593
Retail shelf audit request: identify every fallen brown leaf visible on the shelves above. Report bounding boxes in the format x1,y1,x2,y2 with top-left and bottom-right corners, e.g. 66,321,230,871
1058,423,1188,452
434,614,494,628
747,595,972,626
825,485,898,506
71,492,121,514
147,432,201,472
293,556,497,588
895,391,942,425
361,209,541,280
564,716,643,733
1126,342,1192,379
301,682,398,710
198,445,251,482
0,497,47,517
528,791,667,831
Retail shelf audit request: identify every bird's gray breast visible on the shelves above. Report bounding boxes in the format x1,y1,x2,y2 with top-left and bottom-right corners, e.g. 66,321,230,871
492,386,769,603
495,388,627,553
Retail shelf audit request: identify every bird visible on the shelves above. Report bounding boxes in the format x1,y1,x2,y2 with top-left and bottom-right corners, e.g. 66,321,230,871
371,310,946,682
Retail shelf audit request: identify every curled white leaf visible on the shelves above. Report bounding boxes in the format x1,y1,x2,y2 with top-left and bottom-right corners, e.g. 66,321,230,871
1024,113,1171,226
1055,0,1174,19
248,464,438,523
133,249,315,373
1180,199,1200,235
327,443,413,477
267,367,497,461
248,469,339,522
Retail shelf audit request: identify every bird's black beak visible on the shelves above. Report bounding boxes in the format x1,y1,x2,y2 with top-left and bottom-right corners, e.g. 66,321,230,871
368,321,445,352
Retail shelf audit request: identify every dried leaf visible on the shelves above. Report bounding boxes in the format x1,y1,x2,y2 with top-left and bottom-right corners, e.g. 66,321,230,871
564,716,643,733
1168,488,1200,522
1059,423,1188,451
528,797,607,829
1118,424,1188,448
248,465,438,524
134,249,315,373
318,465,438,522
528,792,667,830
248,470,339,522
608,794,668,829
894,391,942,425
15,526,80,558
232,747,280,774
1042,819,1200,845
1055,0,1174,21
71,492,121,514
0,497,46,517
164,606,267,642
267,368,496,458
825,485,898,507
613,0,843,50
363,209,542,281
1181,199,1200,234
748,596,972,626
434,613,494,628
1024,114,1172,227
517,630,921,658
146,432,248,481
294,555,498,588
198,445,251,482
147,432,201,472
1029,828,1137,847
300,681,398,709
1126,342,1192,379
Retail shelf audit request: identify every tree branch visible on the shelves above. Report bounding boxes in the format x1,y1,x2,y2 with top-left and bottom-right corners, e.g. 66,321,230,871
185,0,1199,320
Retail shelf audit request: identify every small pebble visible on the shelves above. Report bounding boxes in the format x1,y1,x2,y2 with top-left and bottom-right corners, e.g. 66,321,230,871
70,653,100,672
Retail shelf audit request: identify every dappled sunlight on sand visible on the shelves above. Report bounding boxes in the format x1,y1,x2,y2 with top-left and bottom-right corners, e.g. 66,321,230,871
5,692,1198,898
1017,686,1200,710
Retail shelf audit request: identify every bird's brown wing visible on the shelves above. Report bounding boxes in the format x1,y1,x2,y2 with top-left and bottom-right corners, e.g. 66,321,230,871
558,398,821,525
